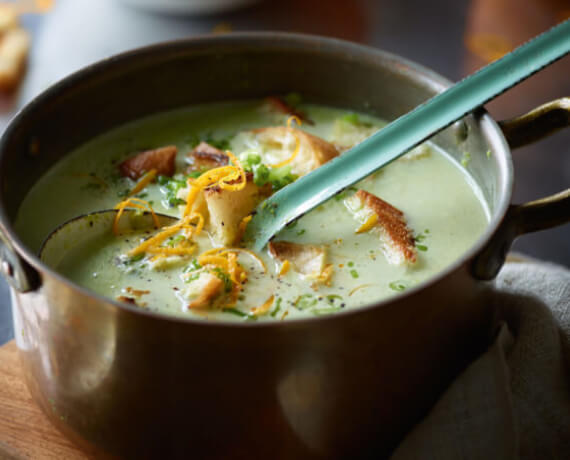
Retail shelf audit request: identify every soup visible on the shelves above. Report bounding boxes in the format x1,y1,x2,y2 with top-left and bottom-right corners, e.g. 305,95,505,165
15,97,489,321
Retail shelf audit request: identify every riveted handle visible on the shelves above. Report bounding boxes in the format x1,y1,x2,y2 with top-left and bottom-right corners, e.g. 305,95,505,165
0,228,40,292
472,98,570,280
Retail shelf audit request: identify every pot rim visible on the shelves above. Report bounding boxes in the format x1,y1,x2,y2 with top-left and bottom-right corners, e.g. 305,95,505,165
0,31,513,328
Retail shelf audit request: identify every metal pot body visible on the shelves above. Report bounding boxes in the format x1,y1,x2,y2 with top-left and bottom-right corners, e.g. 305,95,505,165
0,34,527,458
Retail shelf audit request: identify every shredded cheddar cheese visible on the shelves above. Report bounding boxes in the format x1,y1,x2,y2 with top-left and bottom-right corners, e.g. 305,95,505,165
128,169,157,197
251,295,275,316
356,213,378,234
183,152,246,217
127,212,202,257
112,150,263,311
279,260,291,276
271,116,302,168
349,284,372,296
113,197,160,236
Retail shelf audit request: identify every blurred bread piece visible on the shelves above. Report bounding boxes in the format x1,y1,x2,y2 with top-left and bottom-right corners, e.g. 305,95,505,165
0,5,18,34
0,26,30,92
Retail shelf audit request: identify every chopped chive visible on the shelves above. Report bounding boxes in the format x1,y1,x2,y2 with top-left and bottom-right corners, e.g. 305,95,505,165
186,170,203,179
312,307,342,315
486,149,492,158
184,259,202,272
270,297,282,317
460,151,471,168
326,294,343,303
126,253,145,264
167,235,185,247
295,294,317,310
212,268,233,292
157,175,169,185
223,307,247,317
416,244,428,252
296,229,306,236
204,134,232,151
347,261,354,267
286,220,298,229
167,197,185,207
184,273,201,283
350,269,359,279
389,280,409,292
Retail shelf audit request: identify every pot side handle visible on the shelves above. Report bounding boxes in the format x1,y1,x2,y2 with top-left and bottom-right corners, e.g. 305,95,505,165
472,97,570,280
0,228,40,292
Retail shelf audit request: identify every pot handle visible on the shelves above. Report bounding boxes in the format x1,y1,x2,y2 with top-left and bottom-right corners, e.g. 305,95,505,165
0,229,40,292
472,97,570,280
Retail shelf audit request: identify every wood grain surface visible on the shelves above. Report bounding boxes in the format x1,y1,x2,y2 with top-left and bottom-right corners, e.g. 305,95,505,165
0,341,87,460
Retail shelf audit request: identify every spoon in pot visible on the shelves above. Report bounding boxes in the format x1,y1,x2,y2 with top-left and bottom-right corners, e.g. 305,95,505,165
244,19,570,251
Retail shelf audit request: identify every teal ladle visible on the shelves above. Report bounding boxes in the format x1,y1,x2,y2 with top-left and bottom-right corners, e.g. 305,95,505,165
245,19,570,251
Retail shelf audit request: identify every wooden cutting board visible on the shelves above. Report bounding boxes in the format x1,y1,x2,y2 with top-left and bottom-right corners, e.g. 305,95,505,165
0,340,87,460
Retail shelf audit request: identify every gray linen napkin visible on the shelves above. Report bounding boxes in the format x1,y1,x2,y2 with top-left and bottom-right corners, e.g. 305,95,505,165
391,259,570,460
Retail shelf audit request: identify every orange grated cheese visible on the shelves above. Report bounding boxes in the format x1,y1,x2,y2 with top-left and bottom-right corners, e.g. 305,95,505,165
128,169,157,197
271,116,302,168
251,295,275,316
183,152,246,217
349,284,372,296
356,213,378,234
279,260,291,276
113,197,160,236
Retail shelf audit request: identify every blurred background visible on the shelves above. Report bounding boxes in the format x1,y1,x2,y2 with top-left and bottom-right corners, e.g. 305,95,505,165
0,0,568,344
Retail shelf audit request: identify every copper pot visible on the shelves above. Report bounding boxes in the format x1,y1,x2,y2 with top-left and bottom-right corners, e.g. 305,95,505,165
0,33,568,459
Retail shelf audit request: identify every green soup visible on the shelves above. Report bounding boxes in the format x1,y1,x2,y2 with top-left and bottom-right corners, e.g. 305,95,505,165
15,99,489,321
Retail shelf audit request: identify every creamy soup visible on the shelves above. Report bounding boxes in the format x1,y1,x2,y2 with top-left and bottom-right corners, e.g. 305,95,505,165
15,98,489,321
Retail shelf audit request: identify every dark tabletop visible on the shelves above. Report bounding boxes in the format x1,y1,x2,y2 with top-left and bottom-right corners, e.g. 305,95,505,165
1,0,569,345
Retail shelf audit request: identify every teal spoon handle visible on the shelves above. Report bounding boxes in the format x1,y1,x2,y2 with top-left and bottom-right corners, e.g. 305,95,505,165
246,20,570,251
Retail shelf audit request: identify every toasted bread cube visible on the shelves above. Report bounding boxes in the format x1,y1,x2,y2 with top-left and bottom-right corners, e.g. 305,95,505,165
251,127,339,176
119,145,177,180
184,271,224,310
0,27,30,92
265,96,315,125
186,142,228,172
0,6,18,35
204,174,270,246
268,241,331,283
345,190,417,265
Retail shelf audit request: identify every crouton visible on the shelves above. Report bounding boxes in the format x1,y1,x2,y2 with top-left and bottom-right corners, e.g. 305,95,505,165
117,295,137,305
251,127,339,176
0,27,30,92
119,145,177,180
265,96,315,125
345,190,417,265
184,272,224,310
204,173,271,246
0,6,18,35
268,241,332,283
186,142,228,172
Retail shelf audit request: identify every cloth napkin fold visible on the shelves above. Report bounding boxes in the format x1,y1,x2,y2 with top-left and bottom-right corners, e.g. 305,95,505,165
391,258,570,460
